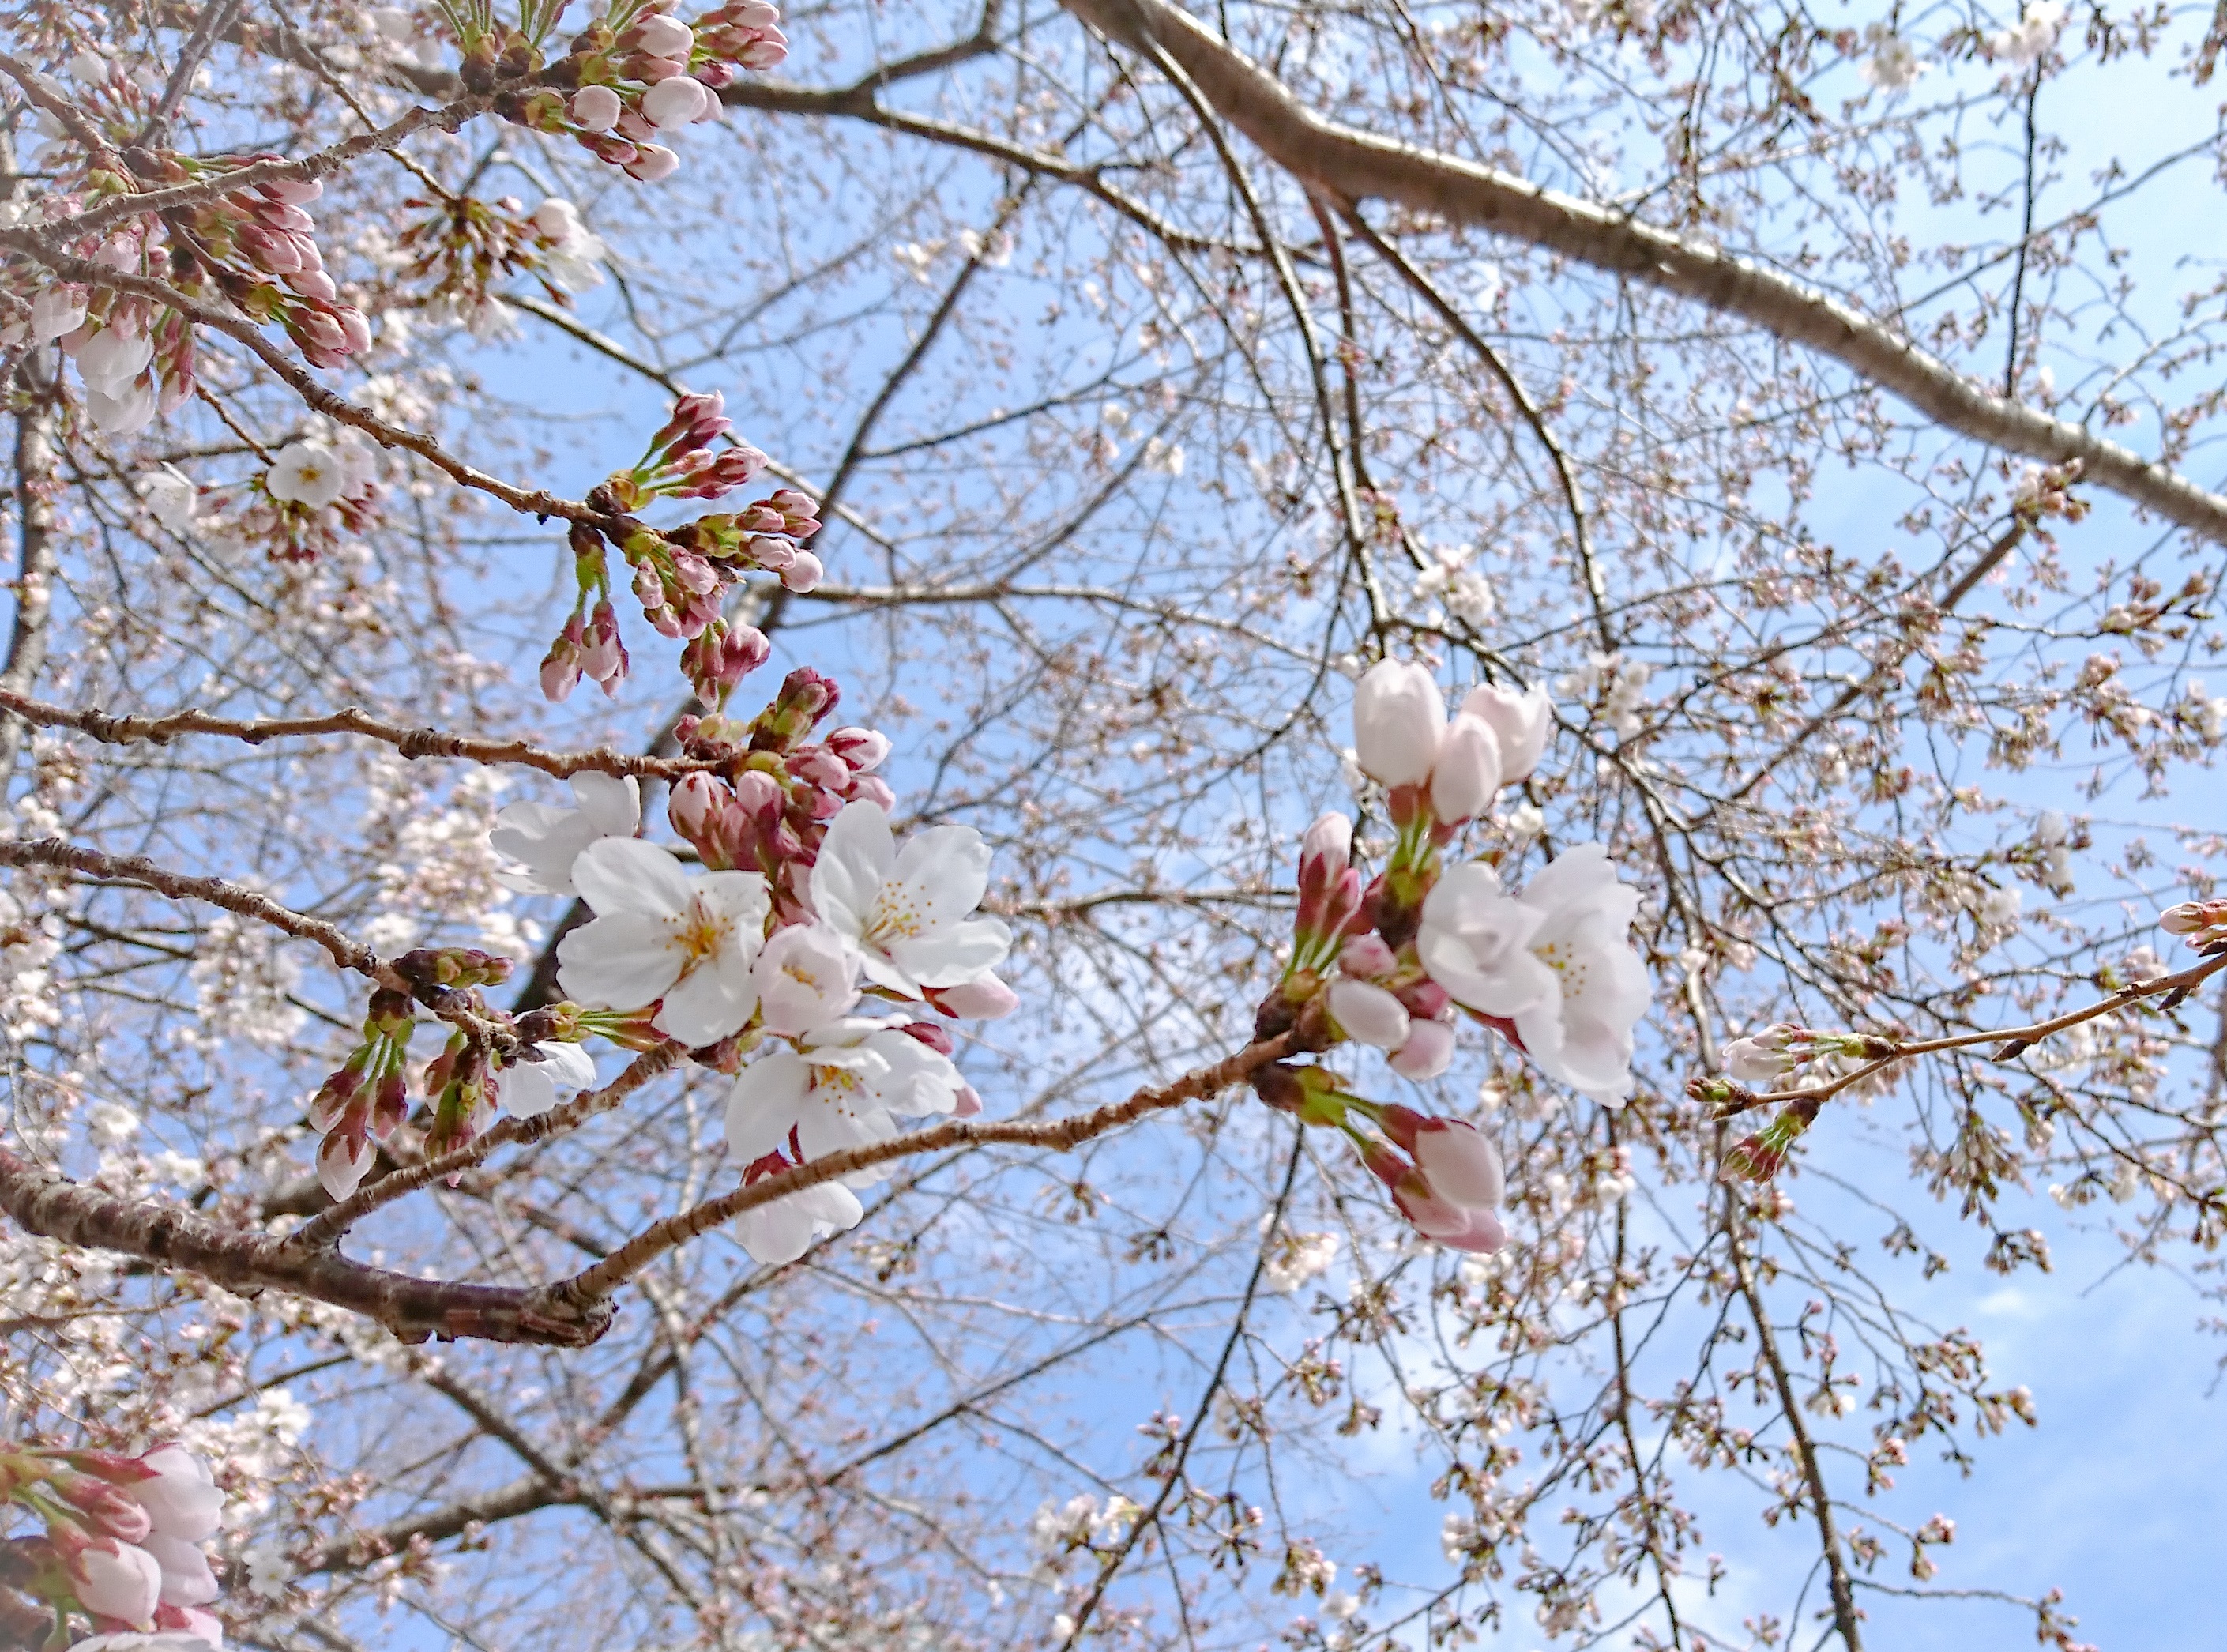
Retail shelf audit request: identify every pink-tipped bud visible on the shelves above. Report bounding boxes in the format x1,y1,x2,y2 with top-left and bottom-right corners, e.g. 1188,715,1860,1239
894,1018,956,1057
1387,1019,1456,1080
745,532,796,571
953,1083,983,1117
570,85,623,131
788,749,848,788
58,1477,152,1545
1430,713,1503,824
1300,810,1352,887
582,600,626,683
732,769,786,826
670,770,725,840
1337,933,1398,979
848,773,897,810
827,725,891,770
721,621,771,681
928,973,1018,1018
623,144,680,183
780,549,823,593
1394,977,1450,1020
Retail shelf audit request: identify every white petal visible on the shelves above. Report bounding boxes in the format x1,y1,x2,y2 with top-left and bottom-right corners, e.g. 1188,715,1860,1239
893,914,1012,989
655,960,758,1046
810,800,894,942
572,837,692,919
557,913,682,1007
880,822,993,936
726,1049,811,1161
502,1062,558,1118
536,1040,599,1089
568,770,641,837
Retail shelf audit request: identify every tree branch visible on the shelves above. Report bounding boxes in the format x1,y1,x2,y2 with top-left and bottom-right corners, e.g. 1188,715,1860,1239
1058,0,2227,545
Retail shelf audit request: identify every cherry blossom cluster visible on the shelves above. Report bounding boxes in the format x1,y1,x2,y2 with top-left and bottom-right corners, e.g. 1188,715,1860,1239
544,392,822,706
2,147,371,432
486,674,1016,1263
484,1,788,186
1251,661,1650,1251
0,1442,226,1646
397,194,608,337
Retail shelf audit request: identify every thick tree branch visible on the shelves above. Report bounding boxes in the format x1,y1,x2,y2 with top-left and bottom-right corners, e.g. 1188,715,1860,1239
1058,0,2227,544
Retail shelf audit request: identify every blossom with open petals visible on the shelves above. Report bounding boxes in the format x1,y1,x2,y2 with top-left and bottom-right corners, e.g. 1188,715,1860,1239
809,801,1010,995
1417,844,1648,1103
139,465,197,532
724,1014,966,1175
497,1041,598,1118
264,441,346,507
558,838,769,1046
490,772,641,895
751,921,860,1036
734,1174,863,1265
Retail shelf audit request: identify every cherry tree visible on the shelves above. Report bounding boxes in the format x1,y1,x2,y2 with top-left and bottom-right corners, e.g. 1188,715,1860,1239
2,0,2224,1648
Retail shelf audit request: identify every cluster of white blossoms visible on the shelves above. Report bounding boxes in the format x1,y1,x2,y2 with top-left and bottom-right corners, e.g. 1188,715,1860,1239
499,777,1014,1264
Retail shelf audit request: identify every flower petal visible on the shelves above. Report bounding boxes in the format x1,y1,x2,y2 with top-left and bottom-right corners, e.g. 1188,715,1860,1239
568,770,641,837
572,836,693,919
809,800,895,943
654,959,758,1046
557,913,682,1007
725,1049,811,1161
890,914,1012,990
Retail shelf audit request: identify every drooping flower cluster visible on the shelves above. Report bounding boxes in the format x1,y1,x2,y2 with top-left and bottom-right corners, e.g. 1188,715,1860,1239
2,152,371,433
1255,661,1650,1251
0,1443,227,1645
542,392,822,706
397,193,608,338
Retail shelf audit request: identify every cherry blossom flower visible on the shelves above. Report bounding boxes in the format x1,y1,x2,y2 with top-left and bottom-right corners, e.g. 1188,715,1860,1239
1988,0,2063,63
75,1541,163,1625
642,75,713,128
808,801,1010,995
751,921,861,1036
1429,713,1503,823
490,772,641,895
1352,658,1444,787
724,1014,969,1172
1721,1026,1798,1084
733,1174,863,1265
1417,844,1649,1104
927,973,1018,1018
30,285,86,341
634,13,695,57
264,441,347,508
496,1040,598,1119
557,838,770,1046
1326,978,1410,1049
1460,683,1552,784
127,1446,224,1542
138,465,197,532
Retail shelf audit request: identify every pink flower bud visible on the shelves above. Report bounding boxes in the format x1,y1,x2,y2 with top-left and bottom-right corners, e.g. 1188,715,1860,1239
732,0,782,24
1326,978,1410,1050
788,749,848,788
1459,682,1552,785
732,769,786,825
318,1127,374,1200
745,532,795,570
929,973,1018,1018
1300,811,1352,882
285,269,338,302
894,1018,956,1057
1394,977,1450,1020
827,726,891,770
632,12,695,58
1353,659,1445,788
582,600,625,683
570,85,623,131
1430,713,1503,823
73,1540,162,1625
1405,1116,1503,1208
641,73,712,129
336,305,371,355
58,1478,152,1544
669,771,725,840
721,622,771,680
623,143,681,183
737,34,787,67
848,773,897,810
953,1083,983,1117
1337,933,1398,979
780,549,823,593
1388,1019,1456,1080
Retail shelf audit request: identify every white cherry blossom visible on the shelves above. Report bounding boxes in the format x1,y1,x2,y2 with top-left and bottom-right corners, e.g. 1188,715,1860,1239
1418,843,1649,1104
491,772,641,895
808,801,1010,995
724,1014,967,1178
497,1040,598,1118
1352,658,1444,787
751,921,861,1036
558,838,769,1046
734,1178,864,1265
264,440,347,507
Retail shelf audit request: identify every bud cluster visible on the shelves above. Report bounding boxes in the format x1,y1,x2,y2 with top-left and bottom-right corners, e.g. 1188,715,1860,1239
1722,1097,1825,1183
2161,898,2227,952
487,2,790,186
665,669,893,920
0,1440,228,1643
542,393,826,707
